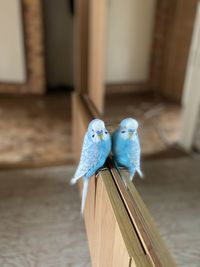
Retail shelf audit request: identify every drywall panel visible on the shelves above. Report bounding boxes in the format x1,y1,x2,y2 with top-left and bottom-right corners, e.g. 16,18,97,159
0,0,26,83
106,0,156,83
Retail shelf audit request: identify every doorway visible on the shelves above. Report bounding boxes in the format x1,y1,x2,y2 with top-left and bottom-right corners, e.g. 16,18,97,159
43,0,74,92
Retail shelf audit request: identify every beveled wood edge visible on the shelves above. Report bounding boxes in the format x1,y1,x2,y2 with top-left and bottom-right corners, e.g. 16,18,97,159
108,161,177,267
100,170,153,267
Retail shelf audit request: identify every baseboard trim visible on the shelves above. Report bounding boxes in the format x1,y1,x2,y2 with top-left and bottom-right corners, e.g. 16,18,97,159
105,82,149,94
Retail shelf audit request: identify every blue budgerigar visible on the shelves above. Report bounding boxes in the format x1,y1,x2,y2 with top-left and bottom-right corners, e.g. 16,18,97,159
112,118,143,181
70,119,111,213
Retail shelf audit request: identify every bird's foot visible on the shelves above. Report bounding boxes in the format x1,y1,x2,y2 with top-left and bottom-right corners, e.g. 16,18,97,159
95,172,100,179
95,166,108,178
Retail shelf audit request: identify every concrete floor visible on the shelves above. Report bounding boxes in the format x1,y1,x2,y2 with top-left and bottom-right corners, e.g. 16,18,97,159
0,166,91,267
0,92,181,167
0,156,200,266
137,156,200,267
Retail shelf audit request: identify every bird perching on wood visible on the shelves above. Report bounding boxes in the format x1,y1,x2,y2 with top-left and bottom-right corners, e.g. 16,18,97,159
112,118,143,181
70,119,111,213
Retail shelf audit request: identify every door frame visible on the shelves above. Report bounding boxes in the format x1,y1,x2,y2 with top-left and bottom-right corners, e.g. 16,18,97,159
179,2,200,150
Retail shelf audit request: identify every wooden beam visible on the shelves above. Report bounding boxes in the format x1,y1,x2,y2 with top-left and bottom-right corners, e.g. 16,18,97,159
88,0,107,113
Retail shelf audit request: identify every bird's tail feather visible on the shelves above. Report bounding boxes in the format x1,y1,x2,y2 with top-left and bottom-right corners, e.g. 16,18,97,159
129,174,134,181
81,178,89,214
70,176,81,185
137,169,144,179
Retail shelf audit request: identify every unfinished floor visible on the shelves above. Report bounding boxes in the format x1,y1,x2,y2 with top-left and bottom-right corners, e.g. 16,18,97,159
0,156,200,267
0,92,181,167
0,166,91,267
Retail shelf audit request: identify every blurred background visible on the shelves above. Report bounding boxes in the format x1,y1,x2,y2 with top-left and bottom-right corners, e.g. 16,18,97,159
0,0,200,266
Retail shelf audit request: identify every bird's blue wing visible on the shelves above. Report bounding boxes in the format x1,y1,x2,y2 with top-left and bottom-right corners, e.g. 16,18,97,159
129,138,140,165
129,138,143,178
71,133,99,184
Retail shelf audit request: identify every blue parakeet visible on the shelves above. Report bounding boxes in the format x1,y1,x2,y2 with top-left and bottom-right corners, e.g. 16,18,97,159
71,119,111,213
112,118,143,181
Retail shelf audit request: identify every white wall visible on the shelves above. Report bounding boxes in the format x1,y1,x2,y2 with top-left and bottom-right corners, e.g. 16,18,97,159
44,0,73,87
105,0,156,83
0,0,26,83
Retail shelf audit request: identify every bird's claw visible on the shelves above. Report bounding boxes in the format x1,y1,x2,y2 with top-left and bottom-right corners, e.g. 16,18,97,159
95,172,100,179
95,166,108,178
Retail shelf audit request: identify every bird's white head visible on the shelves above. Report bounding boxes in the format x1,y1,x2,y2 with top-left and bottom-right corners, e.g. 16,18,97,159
88,119,109,143
119,118,139,140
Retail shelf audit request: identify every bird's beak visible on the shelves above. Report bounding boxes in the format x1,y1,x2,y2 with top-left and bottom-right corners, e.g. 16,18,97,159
98,133,104,140
128,132,133,139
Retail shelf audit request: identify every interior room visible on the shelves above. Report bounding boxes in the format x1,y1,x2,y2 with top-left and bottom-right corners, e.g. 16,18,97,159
0,0,200,266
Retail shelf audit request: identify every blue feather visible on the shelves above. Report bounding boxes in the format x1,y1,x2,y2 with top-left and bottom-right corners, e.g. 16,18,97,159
112,118,143,181
71,119,111,213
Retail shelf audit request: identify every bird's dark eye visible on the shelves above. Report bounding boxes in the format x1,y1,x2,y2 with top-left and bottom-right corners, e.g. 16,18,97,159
121,130,126,133
105,131,108,134
92,134,95,138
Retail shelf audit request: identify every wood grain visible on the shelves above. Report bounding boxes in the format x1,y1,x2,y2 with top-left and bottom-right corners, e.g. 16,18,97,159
161,0,198,101
82,175,132,267
88,0,106,113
